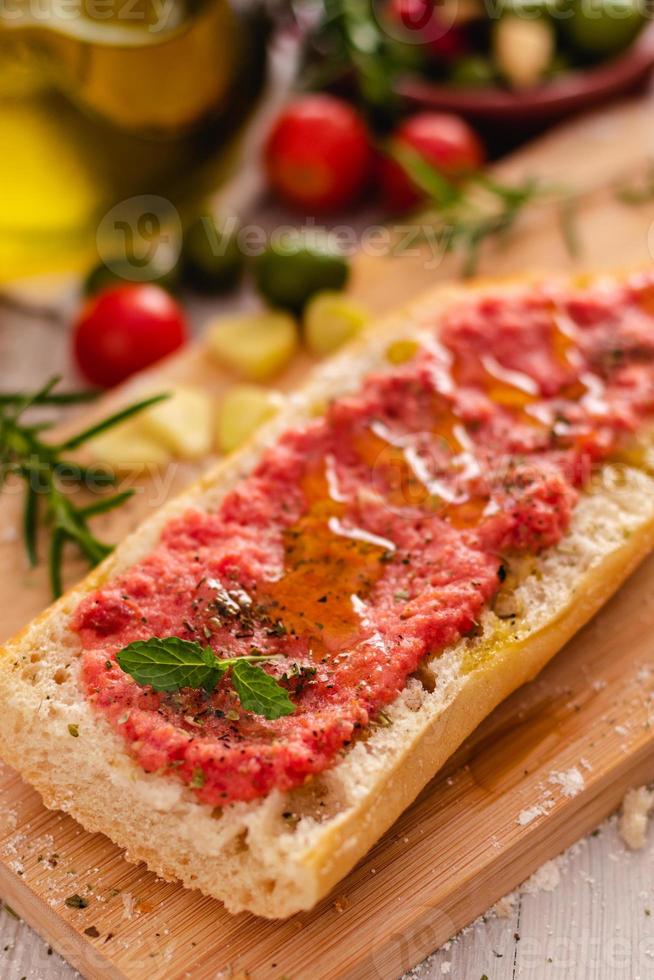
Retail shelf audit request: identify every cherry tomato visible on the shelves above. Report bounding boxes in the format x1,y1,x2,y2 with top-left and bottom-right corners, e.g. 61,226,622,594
379,111,485,213
73,284,188,387
387,0,434,37
386,0,469,60
265,94,373,213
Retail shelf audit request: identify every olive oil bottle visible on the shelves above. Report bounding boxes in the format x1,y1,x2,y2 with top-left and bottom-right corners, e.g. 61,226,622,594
0,0,264,281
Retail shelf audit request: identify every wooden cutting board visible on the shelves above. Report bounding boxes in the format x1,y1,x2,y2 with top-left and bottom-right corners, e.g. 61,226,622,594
2,97,654,980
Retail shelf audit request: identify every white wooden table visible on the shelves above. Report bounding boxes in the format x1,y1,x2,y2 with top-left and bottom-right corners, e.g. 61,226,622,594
0,281,652,980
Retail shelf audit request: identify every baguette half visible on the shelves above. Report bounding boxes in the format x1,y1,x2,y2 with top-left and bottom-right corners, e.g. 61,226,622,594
1,275,654,919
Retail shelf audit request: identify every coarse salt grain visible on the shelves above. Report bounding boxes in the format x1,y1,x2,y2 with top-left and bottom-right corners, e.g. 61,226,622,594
548,768,585,798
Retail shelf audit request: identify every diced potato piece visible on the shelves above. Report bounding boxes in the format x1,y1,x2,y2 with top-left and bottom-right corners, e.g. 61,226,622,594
494,16,554,88
206,311,298,382
87,418,170,472
138,384,213,459
303,292,369,358
217,385,282,454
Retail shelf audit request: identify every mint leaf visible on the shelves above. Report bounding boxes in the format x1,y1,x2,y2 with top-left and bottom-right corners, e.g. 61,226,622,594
232,659,295,720
115,636,295,720
116,637,224,693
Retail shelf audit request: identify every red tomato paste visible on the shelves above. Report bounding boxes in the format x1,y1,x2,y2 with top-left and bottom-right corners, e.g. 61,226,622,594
74,273,654,805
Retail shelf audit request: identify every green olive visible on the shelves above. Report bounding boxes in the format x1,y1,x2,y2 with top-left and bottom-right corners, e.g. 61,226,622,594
546,52,572,76
181,216,245,294
254,235,349,314
561,0,644,56
83,256,180,296
450,56,497,87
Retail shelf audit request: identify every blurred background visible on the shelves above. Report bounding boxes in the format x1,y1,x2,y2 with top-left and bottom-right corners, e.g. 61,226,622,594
2,0,654,282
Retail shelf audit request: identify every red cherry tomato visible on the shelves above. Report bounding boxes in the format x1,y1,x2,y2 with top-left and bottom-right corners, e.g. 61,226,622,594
428,22,469,60
387,0,434,36
379,111,485,213
265,94,373,213
73,284,187,387
386,0,468,59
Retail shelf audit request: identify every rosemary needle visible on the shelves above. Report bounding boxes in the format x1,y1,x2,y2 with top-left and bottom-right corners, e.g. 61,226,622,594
0,376,168,598
389,145,576,276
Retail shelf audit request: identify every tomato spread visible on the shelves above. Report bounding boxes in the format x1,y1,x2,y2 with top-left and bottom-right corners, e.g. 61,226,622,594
74,273,654,805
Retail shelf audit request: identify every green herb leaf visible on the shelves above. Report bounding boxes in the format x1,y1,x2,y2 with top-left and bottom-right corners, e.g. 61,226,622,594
615,161,654,205
58,393,169,451
78,490,135,520
116,637,225,694
64,894,89,910
191,767,206,789
48,528,65,600
388,155,572,277
115,636,295,720
0,388,98,407
0,376,169,597
231,659,295,720
559,198,581,259
23,483,38,568
390,143,461,208
317,0,400,116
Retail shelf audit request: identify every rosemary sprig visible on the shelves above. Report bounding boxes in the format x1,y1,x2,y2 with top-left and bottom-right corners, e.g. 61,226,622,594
615,160,654,205
390,145,578,275
0,376,168,598
0,388,97,407
559,197,581,260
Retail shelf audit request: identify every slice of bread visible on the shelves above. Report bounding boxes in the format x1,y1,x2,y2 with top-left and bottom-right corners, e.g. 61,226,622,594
2,276,654,919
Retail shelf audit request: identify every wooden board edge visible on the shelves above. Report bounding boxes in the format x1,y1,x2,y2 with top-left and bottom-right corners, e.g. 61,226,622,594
0,852,126,980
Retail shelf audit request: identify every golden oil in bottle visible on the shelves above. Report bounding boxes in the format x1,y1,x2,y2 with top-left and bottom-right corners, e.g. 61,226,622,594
0,0,262,281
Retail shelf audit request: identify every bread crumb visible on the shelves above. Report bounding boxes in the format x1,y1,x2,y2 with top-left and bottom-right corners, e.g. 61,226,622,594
491,891,517,918
440,962,451,974
619,785,654,850
548,767,585,798
517,805,546,826
523,859,561,894
121,892,136,920
333,896,351,913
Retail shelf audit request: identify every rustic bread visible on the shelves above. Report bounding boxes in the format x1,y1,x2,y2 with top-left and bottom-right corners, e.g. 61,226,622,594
1,277,654,919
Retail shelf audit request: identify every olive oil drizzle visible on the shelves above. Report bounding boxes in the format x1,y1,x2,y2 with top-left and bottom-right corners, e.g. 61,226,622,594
247,303,616,663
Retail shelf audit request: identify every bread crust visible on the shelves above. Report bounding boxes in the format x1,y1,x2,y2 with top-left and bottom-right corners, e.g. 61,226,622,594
1,274,654,918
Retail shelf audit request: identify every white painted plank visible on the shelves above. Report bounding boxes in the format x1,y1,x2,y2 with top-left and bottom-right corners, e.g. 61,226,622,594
406,813,654,980
0,905,79,980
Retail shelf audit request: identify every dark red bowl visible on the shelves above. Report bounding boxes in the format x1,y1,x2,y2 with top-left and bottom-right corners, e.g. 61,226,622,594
397,23,654,134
